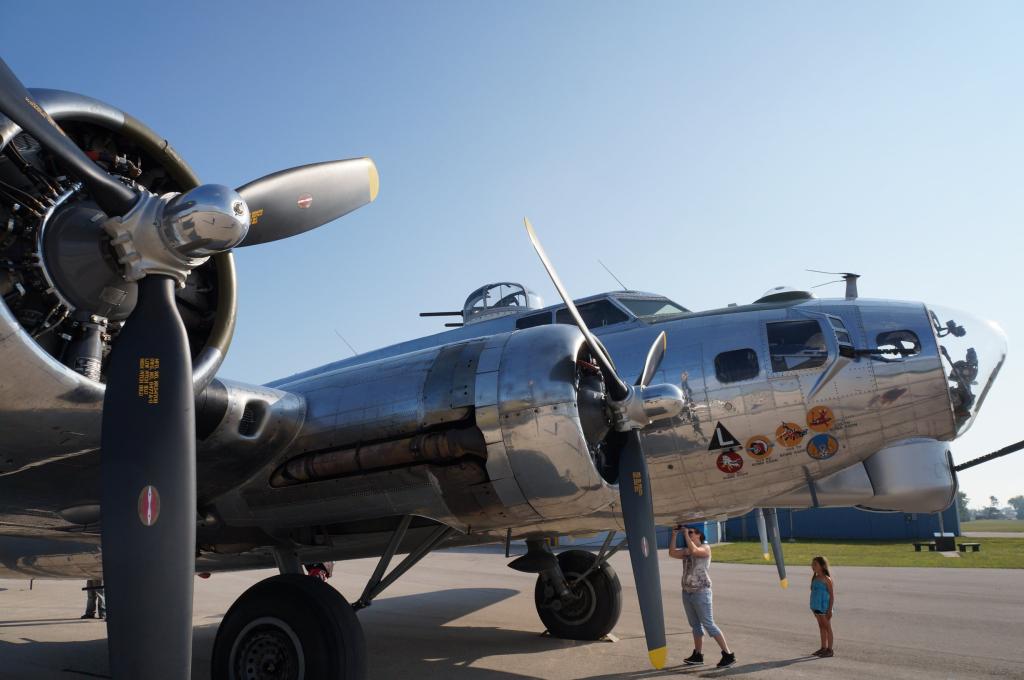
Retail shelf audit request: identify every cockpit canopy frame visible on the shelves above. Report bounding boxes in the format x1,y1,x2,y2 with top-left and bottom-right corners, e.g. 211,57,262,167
462,282,543,325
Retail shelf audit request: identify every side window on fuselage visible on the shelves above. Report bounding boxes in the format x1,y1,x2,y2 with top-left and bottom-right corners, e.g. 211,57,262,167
876,330,921,359
714,348,760,383
767,320,828,372
515,312,552,330
555,300,630,328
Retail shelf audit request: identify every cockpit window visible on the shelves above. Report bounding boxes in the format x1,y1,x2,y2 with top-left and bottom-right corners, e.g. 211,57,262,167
515,312,552,330
556,300,630,328
875,330,921,359
767,320,828,372
617,298,688,318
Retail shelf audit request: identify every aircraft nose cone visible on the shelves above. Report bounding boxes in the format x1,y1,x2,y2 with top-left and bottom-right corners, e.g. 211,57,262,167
928,304,1008,435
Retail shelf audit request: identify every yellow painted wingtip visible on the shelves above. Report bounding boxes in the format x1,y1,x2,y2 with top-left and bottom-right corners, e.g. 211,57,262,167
780,578,789,589
365,158,380,202
648,646,668,670
763,553,771,561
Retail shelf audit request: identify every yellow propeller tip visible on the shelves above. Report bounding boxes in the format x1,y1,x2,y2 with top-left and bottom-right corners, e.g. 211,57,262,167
763,553,771,561
780,578,789,589
648,646,668,669
365,158,380,202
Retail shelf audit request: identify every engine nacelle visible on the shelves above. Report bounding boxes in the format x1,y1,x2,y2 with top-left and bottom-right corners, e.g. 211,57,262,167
0,90,237,476
764,438,957,514
264,324,618,528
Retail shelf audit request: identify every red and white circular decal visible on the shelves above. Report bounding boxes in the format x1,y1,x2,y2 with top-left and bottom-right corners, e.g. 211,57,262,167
137,485,161,527
716,450,744,474
296,193,313,209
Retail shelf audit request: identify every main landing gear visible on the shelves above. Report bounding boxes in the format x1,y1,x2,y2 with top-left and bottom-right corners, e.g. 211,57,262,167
512,533,625,641
211,574,366,680
210,518,454,680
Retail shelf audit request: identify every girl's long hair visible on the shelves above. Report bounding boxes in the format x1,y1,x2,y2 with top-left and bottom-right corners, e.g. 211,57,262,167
812,555,832,580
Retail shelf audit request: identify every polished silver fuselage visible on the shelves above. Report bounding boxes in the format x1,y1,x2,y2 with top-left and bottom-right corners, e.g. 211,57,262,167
223,296,959,532
0,291,1003,578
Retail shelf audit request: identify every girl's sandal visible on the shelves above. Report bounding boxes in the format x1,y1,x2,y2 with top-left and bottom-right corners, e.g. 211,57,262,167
821,649,834,658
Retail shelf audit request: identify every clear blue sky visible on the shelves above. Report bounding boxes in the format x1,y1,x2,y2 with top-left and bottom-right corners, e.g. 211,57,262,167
5,2,1021,508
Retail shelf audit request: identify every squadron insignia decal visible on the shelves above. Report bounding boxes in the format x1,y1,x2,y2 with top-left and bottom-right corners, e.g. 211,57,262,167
806,434,839,460
745,435,774,460
708,422,740,451
807,405,835,432
775,421,808,447
716,450,744,473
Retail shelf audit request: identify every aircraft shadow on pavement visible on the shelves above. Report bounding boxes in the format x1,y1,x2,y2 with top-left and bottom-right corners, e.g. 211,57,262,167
0,586,654,679
359,587,613,679
0,617,94,628
0,621,222,679
579,655,818,679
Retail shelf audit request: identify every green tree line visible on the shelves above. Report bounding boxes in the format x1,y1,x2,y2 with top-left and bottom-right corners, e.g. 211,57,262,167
957,492,1024,521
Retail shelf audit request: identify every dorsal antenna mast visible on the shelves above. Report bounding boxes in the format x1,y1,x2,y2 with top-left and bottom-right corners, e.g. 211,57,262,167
598,259,628,291
808,270,860,300
333,329,359,357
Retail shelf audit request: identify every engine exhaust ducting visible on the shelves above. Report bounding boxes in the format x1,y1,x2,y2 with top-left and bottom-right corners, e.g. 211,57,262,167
270,427,487,487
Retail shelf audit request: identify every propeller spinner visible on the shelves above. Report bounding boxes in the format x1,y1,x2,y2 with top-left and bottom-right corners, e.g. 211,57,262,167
0,57,378,679
524,218,685,670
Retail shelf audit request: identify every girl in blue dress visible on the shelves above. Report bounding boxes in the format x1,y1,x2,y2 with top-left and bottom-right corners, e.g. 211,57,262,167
810,556,835,657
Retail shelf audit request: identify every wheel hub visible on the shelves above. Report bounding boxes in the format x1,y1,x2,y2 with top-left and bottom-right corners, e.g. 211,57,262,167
230,617,305,680
548,570,598,626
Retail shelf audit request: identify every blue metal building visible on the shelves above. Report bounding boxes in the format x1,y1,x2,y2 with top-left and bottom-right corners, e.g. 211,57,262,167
566,505,958,549
723,506,960,541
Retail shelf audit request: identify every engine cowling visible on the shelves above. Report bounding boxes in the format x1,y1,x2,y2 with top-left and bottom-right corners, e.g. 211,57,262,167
0,91,237,477
261,324,620,528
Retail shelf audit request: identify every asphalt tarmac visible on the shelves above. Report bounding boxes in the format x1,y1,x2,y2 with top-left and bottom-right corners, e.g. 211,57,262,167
1,547,1022,679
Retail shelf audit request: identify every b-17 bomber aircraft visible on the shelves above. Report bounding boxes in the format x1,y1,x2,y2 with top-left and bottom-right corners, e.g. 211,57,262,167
0,58,1009,679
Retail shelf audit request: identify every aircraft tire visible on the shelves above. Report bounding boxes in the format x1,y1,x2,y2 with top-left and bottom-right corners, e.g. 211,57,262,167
534,549,622,640
211,573,366,680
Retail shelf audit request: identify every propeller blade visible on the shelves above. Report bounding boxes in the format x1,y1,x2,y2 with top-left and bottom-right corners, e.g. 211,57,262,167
0,58,136,216
764,507,788,588
523,218,629,400
755,507,771,561
635,331,667,387
618,431,667,669
522,217,676,667
236,158,379,247
100,275,196,679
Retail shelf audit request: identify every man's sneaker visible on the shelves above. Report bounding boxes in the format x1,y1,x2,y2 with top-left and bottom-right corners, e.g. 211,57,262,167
717,651,737,668
80,613,94,619
683,651,704,665
820,649,834,658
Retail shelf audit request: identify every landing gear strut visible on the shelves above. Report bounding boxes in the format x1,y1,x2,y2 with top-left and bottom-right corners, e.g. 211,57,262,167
533,549,623,640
